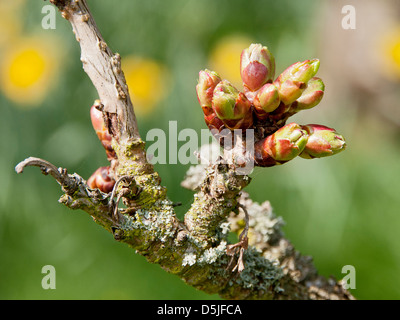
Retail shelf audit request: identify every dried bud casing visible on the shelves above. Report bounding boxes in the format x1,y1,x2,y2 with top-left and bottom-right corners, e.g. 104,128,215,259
240,44,275,92
300,124,346,159
87,166,115,193
274,59,320,105
203,108,225,132
254,123,308,166
253,83,280,120
212,80,253,129
90,104,116,160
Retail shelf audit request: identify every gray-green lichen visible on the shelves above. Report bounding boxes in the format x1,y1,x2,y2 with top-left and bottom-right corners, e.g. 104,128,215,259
219,222,231,235
119,199,177,243
198,241,227,265
182,253,197,267
211,247,284,299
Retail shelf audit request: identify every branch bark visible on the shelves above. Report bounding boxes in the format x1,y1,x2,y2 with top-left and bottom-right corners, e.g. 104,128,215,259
15,0,355,300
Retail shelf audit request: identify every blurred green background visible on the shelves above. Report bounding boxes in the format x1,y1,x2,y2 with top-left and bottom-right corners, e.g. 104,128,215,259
1,0,400,299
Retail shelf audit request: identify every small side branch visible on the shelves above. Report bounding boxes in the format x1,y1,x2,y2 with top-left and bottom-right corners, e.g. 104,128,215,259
15,157,116,229
15,157,77,193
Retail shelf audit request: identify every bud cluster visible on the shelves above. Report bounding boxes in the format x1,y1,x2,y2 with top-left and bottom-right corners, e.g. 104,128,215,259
196,43,346,167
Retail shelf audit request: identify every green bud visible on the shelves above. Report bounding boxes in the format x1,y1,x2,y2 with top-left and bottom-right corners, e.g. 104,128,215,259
196,69,222,111
240,43,275,92
254,123,308,166
274,59,320,105
212,80,253,129
300,124,346,159
269,123,309,161
253,83,280,119
291,77,325,111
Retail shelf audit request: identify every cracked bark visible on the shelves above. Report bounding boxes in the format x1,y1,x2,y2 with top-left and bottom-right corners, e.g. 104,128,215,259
15,0,355,300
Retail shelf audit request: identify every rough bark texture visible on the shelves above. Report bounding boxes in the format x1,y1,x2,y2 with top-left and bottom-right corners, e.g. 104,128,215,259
15,0,355,300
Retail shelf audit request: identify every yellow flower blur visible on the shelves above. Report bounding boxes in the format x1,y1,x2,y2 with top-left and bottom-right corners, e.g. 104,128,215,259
0,36,60,107
379,26,400,80
209,34,254,89
123,56,171,116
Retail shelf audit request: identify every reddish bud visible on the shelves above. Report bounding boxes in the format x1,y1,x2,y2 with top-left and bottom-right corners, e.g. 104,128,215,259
212,80,253,129
196,69,222,113
90,103,116,160
253,83,280,120
291,77,325,112
254,123,308,166
300,124,346,159
274,59,320,105
240,44,275,92
87,166,115,193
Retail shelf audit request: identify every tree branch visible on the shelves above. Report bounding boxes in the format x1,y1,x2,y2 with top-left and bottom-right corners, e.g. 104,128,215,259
14,0,355,299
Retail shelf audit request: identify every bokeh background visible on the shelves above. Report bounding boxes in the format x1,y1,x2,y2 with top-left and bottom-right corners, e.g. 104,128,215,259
1,0,399,299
